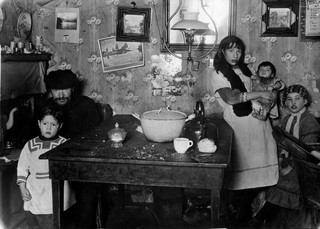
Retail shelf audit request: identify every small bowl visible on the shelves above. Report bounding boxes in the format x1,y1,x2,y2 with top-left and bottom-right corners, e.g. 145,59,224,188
198,138,217,153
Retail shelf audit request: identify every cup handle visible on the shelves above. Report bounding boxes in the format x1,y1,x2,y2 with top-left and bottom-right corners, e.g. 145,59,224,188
188,141,193,147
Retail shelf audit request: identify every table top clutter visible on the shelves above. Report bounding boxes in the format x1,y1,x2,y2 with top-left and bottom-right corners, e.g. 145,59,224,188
40,114,233,229
41,114,233,166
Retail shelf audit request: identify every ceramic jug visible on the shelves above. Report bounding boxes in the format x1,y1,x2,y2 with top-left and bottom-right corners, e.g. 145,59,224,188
184,100,218,149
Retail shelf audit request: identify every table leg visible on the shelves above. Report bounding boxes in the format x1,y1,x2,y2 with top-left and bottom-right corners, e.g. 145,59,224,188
52,179,64,229
0,166,6,227
210,189,220,228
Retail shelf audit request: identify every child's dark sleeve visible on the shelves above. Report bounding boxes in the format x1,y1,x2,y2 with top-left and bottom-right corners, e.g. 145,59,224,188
300,117,320,144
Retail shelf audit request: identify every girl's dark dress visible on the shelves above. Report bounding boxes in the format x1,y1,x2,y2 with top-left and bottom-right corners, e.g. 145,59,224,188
265,109,320,228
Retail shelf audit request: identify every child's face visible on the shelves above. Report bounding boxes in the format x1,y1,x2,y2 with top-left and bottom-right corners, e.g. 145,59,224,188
285,92,307,114
38,115,61,139
258,66,274,78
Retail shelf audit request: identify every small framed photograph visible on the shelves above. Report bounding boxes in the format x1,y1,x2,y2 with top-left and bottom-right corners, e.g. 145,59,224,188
116,7,151,42
261,0,299,37
98,36,145,73
54,8,80,43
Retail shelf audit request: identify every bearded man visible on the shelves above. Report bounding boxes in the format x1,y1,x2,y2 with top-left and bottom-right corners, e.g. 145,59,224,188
39,69,112,228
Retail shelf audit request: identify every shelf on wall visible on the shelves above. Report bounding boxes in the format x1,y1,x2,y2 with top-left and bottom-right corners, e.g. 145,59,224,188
1,53,51,62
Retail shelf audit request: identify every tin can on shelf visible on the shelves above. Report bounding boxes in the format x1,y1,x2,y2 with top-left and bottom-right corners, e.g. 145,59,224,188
10,41,15,52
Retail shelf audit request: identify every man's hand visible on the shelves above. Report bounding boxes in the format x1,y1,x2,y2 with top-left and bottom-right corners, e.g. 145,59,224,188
19,183,32,201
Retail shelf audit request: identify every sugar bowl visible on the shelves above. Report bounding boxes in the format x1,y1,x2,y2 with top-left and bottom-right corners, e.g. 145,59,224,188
107,122,127,148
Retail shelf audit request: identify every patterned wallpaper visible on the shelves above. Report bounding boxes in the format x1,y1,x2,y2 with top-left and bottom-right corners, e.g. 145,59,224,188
1,0,320,118
237,0,320,119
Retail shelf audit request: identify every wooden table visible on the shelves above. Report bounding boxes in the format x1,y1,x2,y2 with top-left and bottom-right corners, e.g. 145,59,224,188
40,114,233,228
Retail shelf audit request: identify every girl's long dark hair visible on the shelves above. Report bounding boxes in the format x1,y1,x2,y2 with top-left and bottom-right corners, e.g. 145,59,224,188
214,36,252,117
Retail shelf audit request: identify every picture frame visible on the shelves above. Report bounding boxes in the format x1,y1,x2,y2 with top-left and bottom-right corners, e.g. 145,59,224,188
116,7,151,42
17,12,32,40
261,0,299,37
98,36,145,73
54,8,80,43
300,0,320,42
161,0,237,52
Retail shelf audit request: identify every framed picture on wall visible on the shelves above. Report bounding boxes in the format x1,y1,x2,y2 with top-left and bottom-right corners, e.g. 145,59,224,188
261,0,299,37
54,8,80,43
98,36,145,73
116,7,151,42
300,0,320,41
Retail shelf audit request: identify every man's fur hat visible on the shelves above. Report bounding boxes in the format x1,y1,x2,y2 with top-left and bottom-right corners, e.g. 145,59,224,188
44,70,78,89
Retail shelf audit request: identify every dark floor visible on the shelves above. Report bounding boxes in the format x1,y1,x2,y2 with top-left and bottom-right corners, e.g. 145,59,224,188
103,185,214,229
1,163,217,229
2,184,217,229
105,205,212,229
3,183,320,229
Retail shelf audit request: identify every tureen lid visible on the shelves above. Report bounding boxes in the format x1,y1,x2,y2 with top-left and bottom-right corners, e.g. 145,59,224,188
108,122,126,136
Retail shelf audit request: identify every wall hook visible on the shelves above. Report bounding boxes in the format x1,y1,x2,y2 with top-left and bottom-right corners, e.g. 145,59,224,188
131,1,136,8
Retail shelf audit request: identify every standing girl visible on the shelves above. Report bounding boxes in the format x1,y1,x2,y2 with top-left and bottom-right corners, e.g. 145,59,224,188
17,105,75,229
211,35,279,226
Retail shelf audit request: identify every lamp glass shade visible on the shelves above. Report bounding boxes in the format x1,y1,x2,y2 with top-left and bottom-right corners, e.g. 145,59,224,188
171,11,210,31
171,19,209,31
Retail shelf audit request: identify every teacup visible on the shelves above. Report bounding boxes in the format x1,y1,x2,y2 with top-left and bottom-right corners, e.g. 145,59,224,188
174,138,193,154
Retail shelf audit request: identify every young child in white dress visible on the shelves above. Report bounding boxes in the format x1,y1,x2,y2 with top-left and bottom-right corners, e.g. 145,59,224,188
17,105,75,229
